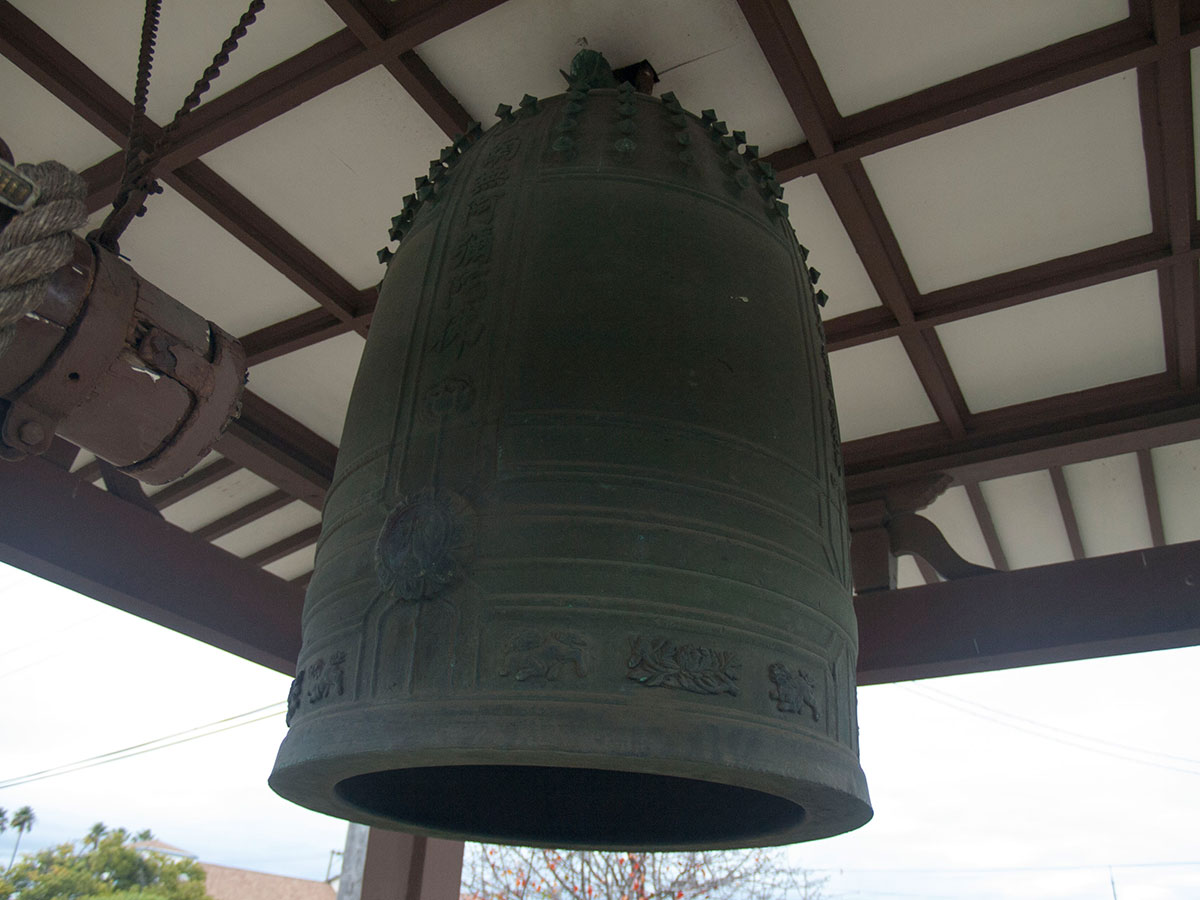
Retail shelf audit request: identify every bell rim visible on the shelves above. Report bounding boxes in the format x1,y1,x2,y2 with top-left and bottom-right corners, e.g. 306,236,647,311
270,701,872,849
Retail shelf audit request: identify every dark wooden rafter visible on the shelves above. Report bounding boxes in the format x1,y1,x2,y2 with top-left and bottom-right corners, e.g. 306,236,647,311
913,557,940,586
250,229,1198,362
766,16,1181,181
72,458,103,485
239,306,372,366
856,537,1200,684
165,162,369,333
324,0,473,137
97,460,161,516
846,375,1200,490
1137,0,1200,390
1137,447,1168,546
14,451,1200,686
193,490,294,542
963,481,1011,572
149,457,239,509
736,0,972,439
245,524,322,568
210,492,299,541
69,0,500,205
0,454,304,675
0,3,370,333
215,391,337,510
1048,466,1086,560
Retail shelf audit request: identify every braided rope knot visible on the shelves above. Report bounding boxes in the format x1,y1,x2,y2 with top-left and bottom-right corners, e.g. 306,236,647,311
0,161,88,356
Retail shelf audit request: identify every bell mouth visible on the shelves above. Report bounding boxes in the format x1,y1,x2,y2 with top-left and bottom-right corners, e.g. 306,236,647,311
335,765,805,849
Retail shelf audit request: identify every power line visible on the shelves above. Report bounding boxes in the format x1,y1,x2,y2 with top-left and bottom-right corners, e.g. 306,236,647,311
808,860,1200,875
0,702,286,790
913,683,1200,766
901,685,1200,777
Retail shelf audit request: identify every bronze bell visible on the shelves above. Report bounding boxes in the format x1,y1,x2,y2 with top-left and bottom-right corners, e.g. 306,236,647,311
269,52,871,850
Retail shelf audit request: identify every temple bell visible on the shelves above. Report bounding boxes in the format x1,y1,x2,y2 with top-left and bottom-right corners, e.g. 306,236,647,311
269,53,872,850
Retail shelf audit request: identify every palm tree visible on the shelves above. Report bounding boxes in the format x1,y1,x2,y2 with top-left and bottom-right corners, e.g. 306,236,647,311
7,806,34,870
85,822,107,850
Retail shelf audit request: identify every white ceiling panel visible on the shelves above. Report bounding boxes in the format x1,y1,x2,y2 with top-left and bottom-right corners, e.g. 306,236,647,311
828,337,938,441
140,450,220,497
0,56,118,171
980,471,1073,569
10,0,344,125
791,0,1126,115
69,449,98,475
895,554,926,589
160,466,277,532
211,499,320,559
921,484,994,569
1151,439,1200,545
417,0,804,155
263,544,317,582
1063,453,1152,558
248,331,365,445
202,68,448,290
784,175,883,317
863,72,1151,293
936,272,1165,413
116,184,321,336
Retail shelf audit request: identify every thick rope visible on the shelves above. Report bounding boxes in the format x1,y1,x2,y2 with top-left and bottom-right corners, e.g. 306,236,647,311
0,161,88,357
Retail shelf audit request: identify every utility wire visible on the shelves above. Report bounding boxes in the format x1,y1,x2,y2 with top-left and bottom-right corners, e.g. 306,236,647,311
902,685,1200,777
0,702,285,790
912,683,1200,766
807,860,1200,874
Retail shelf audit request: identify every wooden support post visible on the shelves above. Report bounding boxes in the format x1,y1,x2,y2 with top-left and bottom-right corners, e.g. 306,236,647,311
337,825,464,900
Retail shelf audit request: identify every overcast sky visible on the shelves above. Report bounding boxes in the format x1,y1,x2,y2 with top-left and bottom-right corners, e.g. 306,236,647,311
1,560,1198,898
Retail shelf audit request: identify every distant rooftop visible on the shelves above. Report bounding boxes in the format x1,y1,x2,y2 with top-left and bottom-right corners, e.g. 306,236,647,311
129,840,335,900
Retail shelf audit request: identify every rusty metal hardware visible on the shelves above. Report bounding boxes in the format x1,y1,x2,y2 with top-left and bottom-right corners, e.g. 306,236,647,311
0,236,246,483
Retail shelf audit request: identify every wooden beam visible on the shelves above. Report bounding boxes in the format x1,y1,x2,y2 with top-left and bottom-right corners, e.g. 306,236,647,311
820,162,972,437
1143,0,1200,389
73,0,504,202
245,524,322,568
0,8,368,331
766,17,1165,180
856,538,1200,684
72,459,103,485
734,0,838,153
193,490,293,542
216,391,337,509
325,0,472,137
964,482,1010,571
1137,447,1168,547
913,556,940,585
0,454,303,675
240,305,373,366
845,376,1200,491
150,458,239,509
737,0,977,440
1048,466,1086,560
0,0,130,142
166,162,368,329
337,826,464,900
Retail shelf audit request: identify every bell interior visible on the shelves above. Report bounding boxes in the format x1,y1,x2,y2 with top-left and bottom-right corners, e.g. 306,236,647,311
335,765,804,848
